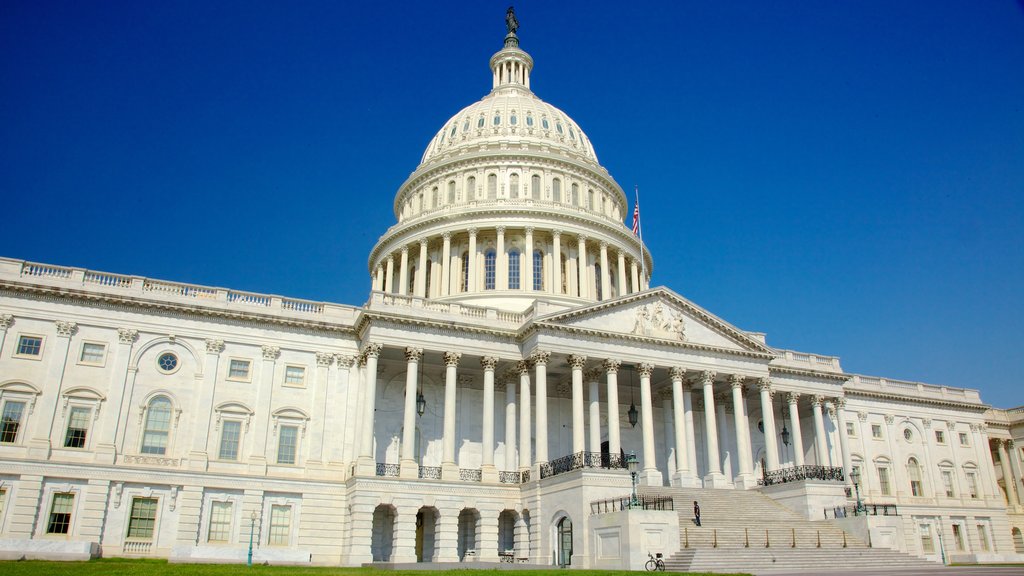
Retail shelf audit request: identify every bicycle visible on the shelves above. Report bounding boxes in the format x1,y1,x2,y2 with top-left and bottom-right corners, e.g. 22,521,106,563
645,551,665,571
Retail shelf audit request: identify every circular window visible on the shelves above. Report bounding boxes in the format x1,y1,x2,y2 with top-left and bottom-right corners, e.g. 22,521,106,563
157,352,179,373
903,428,914,442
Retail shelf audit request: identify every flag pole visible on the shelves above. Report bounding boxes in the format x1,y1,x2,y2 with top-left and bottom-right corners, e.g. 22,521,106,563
635,185,647,290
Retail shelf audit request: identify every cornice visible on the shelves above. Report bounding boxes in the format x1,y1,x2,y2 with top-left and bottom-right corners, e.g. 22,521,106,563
843,387,990,413
355,309,520,341
769,365,849,382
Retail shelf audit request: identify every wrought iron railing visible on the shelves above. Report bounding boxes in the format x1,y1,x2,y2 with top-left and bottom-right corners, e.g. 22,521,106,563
824,503,900,519
375,463,399,477
499,471,522,484
590,495,675,514
459,468,482,482
539,451,628,479
758,465,844,486
418,465,441,479
521,469,530,483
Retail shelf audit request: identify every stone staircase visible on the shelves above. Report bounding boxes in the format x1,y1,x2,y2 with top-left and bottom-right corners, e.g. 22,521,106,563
639,486,937,573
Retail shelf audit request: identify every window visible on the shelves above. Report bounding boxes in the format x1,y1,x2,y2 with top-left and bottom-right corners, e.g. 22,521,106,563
871,424,882,439
466,176,476,201
542,117,549,130
935,430,945,444
477,116,485,129
594,263,603,300
268,505,291,546
1,400,26,443
552,178,561,202
508,250,520,290
588,189,595,210
284,366,305,387
533,250,544,291
460,251,469,292
531,175,541,199
487,174,497,199
966,471,979,498
908,458,924,496
79,342,106,365
47,493,74,534
140,397,172,455
571,183,579,206
208,501,233,542
219,420,242,461
903,428,914,442
277,425,298,465
510,112,517,125
959,432,969,446
447,181,456,204
493,113,501,126
919,523,934,553
228,359,251,381
846,422,856,437
978,524,991,551
127,497,158,540
431,187,439,209
15,335,42,358
941,469,955,497
510,174,519,198
484,250,496,290
952,523,965,551
877,466,892,496
63,406,91,448
526,114,533,127
157,352,178,373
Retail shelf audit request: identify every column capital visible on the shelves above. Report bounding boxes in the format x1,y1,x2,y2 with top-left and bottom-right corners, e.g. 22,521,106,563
405,347,424,362
419,238,428,248
585,367,603,382
567,354,587,369
727,373,745,388
922,418,932,429
834,396,847,409
638,363,655,377
715,392,730,406
316,351,335,367
118,328,140,345
552,230,561,240
669,366,687,381
54,320,77,338
496,226,506,235
857,411,868,422
599,240,608,250
786,392,801,405
468,228,478,238
603,358,622,374
524,226,534,236
659,388,675,401
401,245,409,255
515,360,531,375
480,356,499,371
442,231,452,241
335,354,356,368
530,350,550,365
1006,439,1014,448
757,377,772,392
577,234,588,244
362,342,383,359
386,254,394,263
696,370,716,386
0,314,13,330
884,414,896,425
946,420,957,430
443,351,462,367
261,345,280,360
810,394,825,407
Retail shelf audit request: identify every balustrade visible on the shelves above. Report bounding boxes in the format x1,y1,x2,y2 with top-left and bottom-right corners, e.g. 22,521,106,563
824,503,900,519
758,465,845,486
539,451,627,479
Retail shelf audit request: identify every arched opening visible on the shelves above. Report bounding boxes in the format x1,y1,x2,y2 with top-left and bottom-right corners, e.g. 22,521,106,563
416,506,440,562
508,250,521,290
484,250,496,290
908,457,924,496
498,509,519,561
533,250,544,291
531,175,541,200
466,176,476,202
1012,527,1024,553
552,178,561,202
594,263,603,300
458,508,481,561
141,396,172,455
556,515,573,567
447,181,456,204
571,183,579,206
460,251,469,293
371,504,397,562
510,173,520,198
487,174,497,199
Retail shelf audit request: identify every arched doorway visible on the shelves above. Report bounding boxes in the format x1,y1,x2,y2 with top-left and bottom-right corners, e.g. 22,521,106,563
416,506,440,562
557,516,573,567
1013,527,1024,553
371,504,396,562
458,508,480,561
498,509,519,561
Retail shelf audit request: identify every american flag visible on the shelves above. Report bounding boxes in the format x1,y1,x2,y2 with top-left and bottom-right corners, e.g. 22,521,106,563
631,199,640,236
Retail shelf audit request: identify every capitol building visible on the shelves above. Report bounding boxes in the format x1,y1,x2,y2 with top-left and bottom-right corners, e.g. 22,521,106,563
0,11,1022,571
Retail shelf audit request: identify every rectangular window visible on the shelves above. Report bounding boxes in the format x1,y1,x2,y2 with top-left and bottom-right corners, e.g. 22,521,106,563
277,425,298,465
952,523,965,551
284,366,305,387
919,524,934,553
978,524,990,551
268,505,291,546
966,472,978,498
508,253,520,290
228,359,251,380
877,467,891,496
47,493,74,534
16,335,42,357
1,401,26,443
127,497,158,539
207,501,233,542
959,432,969,446
846,422,856,437
941,470,955,497
63,406,91,448
871,424,882,439
79,342,106,365
533,251,543,291
935,430,945,444
219,420,241,460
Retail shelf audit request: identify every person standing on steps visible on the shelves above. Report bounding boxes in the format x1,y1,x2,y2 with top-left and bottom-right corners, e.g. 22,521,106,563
693,500,701,527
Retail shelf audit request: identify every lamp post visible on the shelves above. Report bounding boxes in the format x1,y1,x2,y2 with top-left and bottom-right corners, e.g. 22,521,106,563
626,452,639,508
850,468,865,515
247,511,257,567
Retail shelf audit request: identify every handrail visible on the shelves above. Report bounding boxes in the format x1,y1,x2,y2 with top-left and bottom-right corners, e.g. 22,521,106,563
539,451,627,479
590,495,674,514
824,503,900,519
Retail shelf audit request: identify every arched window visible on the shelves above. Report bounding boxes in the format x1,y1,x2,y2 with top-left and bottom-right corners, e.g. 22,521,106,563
509,174,519,198
432,187,439,209
425,259,433,298
571,183,579,206
141,396,172,455
466,176,476,201
552,178,562,202
417,192,424,213
908,457,924,496
461,251,470,292
408,263,417,295
533,250,544,291
508,250,520,289
447,181,456,204
594,263,603,300
531,175,541,200
487,174,497,199
588,189,595,210
484,250,496,290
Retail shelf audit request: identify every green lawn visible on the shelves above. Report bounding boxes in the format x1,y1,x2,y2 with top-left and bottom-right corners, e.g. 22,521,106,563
0,559,750,576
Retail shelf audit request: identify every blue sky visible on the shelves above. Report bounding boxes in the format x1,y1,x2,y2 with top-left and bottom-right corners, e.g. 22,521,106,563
1,1,1022,407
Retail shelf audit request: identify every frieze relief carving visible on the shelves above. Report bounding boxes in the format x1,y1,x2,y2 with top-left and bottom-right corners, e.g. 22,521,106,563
631,302,685,340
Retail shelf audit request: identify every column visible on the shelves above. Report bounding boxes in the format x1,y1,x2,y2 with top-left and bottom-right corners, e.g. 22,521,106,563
481,356,498,482
467,228,478,292
669,368,689,487
441,351,461,479
307,351,334,466
374,266,384,291
568,354,587,454
441,232,452,296
683,382,698,481
730,375,755,488
587,368,601,454
787,393,805,466
997,439,1019,505
638,363,661,485
599,241,611,300
400,347,422,478
577,235,588,299
384,255,395,293
247,345,279,471
630,259,640,293
524,227,534,291
811,395,829,466
661,390,676,479
716,393,732,481
398,245,409,296
392,504,418,563
517,361,532,471
604,359,622,458
700,371,727,486
416,240,428,297
357,343,382,474
834,398,853,481
96,328,139,463
0,314,12,355
505,374,517,471
759,378,779,472
883,414,908,497
616,250,627,297
336,355,358,465
973,424,998,500
533,350,550,464
1009,439,1024,506
552,232,562,295
496,226,507,290
27,320,76,457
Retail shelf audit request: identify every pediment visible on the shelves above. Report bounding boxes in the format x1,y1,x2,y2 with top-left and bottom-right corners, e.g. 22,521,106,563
535,287,772,354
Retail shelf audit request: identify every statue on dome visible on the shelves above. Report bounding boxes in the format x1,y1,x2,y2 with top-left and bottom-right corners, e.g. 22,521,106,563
506,7,519,35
